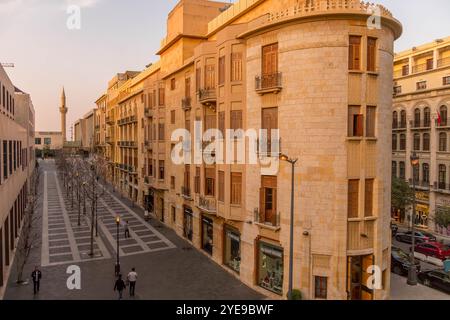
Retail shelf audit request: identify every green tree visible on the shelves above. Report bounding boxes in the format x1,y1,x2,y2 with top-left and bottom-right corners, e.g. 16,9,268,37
391,176,414,211
434,206,450,228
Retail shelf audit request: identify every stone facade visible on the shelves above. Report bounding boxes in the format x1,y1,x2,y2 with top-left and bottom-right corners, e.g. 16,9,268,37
392,36,450,236
93,0,401,300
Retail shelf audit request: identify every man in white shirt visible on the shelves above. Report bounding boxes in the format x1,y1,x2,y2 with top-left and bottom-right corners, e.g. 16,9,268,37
127,267,138,297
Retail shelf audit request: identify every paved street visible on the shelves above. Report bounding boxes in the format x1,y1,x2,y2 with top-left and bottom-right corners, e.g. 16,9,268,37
4,160,263,300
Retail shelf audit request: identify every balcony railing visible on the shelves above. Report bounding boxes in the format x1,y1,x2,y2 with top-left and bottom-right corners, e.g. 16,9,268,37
255,72,282,94
437,118,450,128
412,63,430,74
411,120,431,129
106,116,115,125
437,57,450,68
196,195,216,214
118,116,138,126
254,209,280,228
181,186,191,199
182,97,192,111
105,136,114,144
392,122,407,130
198,89,217,107
118,141,137,148
144,108,153,118
144,140,153,151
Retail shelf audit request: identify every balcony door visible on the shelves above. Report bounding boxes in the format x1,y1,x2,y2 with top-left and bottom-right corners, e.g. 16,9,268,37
347,255,374,300
262,107,278,155
262,43,278,87
260,176,277,226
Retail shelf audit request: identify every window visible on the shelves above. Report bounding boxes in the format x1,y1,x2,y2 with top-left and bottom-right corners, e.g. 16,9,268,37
205,64,215,89
392,111,398,128
400,134,406,150
231,172,242,205
262,43,278,77
35,138,42,145
158,87,165,106
205,168,215,196
392,134,397,151
260,176,277,225
231,52,243,81
365,181,374,215
315,276,327,299
401,64,410,76
171,110,175,124
218,171,225,202
416,81,427,90
224,227,241,273
231,110,243,131
413,165,419,184
423,133,430,151
413,134,420,151
218,112,225,137
439,132,447,152
159,160,165,180
422,163,429,183
44,138,51,145
195,167,200,194
426,58,434,70
444,76,450,86
367,37,377,72
366,106,376,137
348,106,363,137
392,161,397,178
394,86,402,95
414,108,421,127
158,123,165,141
171,206,176,223
258,242,283,295
196,67,201,92
261,108,278,154
185,77,191,98
348,180,359,218
348,36,361,70
218,56,225,85
3,141,7,180
400,110,406,128
399,162,405,179
170,78,176,90
424,107,431,127
440,106,448,126
439,164,446,189
170,176,175,189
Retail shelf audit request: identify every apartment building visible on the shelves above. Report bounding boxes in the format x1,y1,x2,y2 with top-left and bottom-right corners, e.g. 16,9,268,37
34,131,63,156
392,37,450,236
74,110,95,153
0,65,35,296
94,0,401,300
94,95,107,157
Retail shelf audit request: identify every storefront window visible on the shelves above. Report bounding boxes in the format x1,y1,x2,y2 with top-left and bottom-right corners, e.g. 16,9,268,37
202,217,213,255
258,242,283,295
224,227,241,273
183,207,193,241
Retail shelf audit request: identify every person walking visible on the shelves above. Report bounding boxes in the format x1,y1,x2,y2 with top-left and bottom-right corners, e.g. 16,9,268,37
114,274,126,300
31,266,42,295
127,268,138,297
124,221,130,239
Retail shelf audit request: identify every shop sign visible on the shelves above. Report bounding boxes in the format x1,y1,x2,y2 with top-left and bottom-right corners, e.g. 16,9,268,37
261,244,283,258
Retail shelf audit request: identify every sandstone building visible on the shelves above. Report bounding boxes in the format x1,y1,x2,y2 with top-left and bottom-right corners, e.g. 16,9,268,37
392,37,450,236
92,0,401,299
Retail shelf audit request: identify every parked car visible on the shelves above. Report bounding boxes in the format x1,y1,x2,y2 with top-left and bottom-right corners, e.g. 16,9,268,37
391,223,398,237
391,246,421,275
395,231,437,244
418,270,450,294
414,242,450,261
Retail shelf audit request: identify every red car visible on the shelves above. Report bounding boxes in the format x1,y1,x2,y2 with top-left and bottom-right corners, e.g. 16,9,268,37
414,242,450,261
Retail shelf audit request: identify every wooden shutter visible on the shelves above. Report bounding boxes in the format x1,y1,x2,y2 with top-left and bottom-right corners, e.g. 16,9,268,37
205,65,215,89
262,108,278,153
231,172,242,205
349,36,361,70
205,114,216,131
231,52,242,81
185,77,191,98
262,43,278,75
171,110,175,124
354,114,364,137
348,180,359,218
366,106,376,137
218,112,225,136
196,68,201,91
219,56,225,85
367,37,377,72
364,179,374,217
218,171,225,202
259,187,265,223
231,110,243,130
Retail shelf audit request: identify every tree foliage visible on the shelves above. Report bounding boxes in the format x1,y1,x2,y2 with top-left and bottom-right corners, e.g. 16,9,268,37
434,206,450,228
391,176,414,210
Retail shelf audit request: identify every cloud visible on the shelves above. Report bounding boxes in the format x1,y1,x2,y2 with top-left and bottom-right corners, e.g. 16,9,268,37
65,0,102,8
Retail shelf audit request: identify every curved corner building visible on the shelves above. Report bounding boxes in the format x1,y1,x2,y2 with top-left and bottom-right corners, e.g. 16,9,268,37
94,0,402,300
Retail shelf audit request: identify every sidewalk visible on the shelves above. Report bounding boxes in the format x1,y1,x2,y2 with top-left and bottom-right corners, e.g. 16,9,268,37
390,274,450,300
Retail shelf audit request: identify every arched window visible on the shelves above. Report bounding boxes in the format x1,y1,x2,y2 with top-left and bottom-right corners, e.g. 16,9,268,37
399,161,405,179
422,163,429,184
424,107,430,127
439,164,447,189
413,133,421,151
414,108,421,127
392,161,397,178
423,133,430,151
400,134,406,150
439,132,447,152
440,106,448,126
392,111,398,129
392,134,397,151
400,110,406,128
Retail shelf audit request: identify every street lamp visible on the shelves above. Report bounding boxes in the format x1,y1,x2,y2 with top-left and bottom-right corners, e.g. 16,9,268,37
115,215,121,276
279,153,299,300
408,152,419,286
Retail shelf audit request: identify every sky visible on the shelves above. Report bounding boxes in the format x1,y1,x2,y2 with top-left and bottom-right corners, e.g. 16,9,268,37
0,0,449,134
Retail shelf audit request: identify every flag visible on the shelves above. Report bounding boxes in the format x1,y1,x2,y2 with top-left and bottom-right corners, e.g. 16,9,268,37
437,111,442,125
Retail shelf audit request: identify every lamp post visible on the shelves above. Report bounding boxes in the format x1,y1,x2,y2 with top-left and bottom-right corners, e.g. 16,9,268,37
408,152,419,286
280,153,299,300
115,215,121,276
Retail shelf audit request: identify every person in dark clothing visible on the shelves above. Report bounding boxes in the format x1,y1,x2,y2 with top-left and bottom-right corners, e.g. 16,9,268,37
31,266,42,294
114,274,126,300
124,221,130,239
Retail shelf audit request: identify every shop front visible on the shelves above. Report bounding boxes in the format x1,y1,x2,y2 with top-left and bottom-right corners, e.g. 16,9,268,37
202,216,213,255
257,241,283,295
183,206,193,241
223,226,241,273
415,191,429,229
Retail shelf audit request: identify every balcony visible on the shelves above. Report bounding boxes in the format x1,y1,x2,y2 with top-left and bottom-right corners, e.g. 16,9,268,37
438,57,450,68
411,120,431,129
106,116,115,125
144,176,152,185
181,186,192,200
198,89,217,108
436,118,450,128
254,209,280,230
347,220,375,251
144,140,153,151
255,72,282,94
144,108,153,118
412,62,431,74
105,136,114,145
195,195,216,214
182,97,192,111
118,115,138,126
392,122,407,130
118,141,137,149
257,138,282,158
